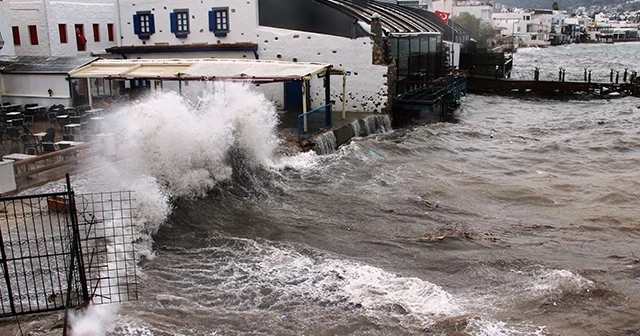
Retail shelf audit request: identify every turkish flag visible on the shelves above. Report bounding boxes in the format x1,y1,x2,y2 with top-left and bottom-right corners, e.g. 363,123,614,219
435,10,451,24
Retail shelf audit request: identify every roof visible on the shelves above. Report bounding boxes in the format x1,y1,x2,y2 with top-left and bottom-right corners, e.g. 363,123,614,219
69,58,334,83
0,56,98,74
325,0,470,36
258,0,469,40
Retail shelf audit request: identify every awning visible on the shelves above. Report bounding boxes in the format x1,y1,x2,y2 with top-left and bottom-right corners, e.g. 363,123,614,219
69,58,335,83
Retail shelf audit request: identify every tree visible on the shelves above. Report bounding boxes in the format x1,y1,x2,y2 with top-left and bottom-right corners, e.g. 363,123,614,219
452,13,497,48
552,2,560,10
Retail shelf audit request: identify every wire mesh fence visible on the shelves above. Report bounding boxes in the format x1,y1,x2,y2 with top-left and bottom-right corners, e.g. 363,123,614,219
0,181,138,318
75,191,138,305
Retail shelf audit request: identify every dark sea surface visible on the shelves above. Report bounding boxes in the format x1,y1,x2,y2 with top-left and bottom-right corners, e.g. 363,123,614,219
61,43,640,335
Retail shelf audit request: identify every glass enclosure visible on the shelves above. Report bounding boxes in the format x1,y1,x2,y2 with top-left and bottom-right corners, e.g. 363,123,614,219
389,33,444,93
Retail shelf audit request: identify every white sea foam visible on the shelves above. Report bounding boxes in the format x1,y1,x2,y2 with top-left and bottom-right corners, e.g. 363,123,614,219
529,269,594,295
70,304,119,336
141,238,462,330
465,318,547,336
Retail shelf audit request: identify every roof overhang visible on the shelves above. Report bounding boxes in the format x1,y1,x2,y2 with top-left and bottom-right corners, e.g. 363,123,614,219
105,43,258,56
69,58,335,83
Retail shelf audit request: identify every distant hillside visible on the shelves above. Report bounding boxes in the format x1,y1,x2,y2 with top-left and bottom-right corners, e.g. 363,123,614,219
495,0,626,10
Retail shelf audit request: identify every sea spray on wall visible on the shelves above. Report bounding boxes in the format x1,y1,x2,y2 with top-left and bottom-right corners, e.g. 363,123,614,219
312,131,337,155
114,82,280,198
86,82,281,239
362,115,392,136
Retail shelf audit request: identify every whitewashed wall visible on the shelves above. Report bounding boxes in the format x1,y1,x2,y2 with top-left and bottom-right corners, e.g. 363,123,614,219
1,73,71,106
121,51,252,59
118,0,258,47
0,0,16,56
9,0,49,56
45,0,118,56
9,0,118,57
454,5,493,22
256,27,389,112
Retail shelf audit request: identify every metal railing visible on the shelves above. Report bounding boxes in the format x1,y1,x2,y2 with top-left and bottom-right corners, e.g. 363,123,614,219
297,104,332,140
0,175,138,334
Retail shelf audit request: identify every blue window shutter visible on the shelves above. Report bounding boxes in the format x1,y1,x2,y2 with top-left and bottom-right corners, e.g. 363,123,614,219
208,10,215,32
148,14,156,34
170,12,177,33
133,14,141,35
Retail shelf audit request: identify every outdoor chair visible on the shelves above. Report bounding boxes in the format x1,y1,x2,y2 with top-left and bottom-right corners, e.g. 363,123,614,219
5,127,22,154
47,105,64,125
23,103,38,125
41,142,57,154
20,133,39,155
0,128,6,152
56,115,69,131
57,142,76,160
41,142,60,164
42,128,56,143
10,118,24,127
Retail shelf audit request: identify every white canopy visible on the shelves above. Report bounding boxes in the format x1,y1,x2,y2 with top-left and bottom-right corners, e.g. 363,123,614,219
69,58,334,83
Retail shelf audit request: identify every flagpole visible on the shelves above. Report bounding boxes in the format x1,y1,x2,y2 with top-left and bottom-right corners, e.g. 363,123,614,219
451,15,455,71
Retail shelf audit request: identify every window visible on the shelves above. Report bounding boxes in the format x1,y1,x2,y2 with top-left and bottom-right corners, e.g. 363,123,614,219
170,9,189,38
28,25,38,45
107,23,115,41
12,26,20,46
59,24,68,43
75,24,87,51
93,23,100,42
133,11,155,39
208,7,229,37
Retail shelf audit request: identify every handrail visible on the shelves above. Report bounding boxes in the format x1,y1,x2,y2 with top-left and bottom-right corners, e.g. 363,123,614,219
11,142,97,181
297,104,332,140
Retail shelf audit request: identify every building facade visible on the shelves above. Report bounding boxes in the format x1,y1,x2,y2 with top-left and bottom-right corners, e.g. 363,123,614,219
3,0,469,114
0,0,16,56
8,0,118,57
452,1,493,22
109,0,466,113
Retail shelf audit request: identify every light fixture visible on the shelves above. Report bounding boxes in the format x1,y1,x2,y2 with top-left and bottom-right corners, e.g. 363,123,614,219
48,89,53,97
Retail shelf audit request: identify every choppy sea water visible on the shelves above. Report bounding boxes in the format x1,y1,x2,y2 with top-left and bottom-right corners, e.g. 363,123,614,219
26,43,640,335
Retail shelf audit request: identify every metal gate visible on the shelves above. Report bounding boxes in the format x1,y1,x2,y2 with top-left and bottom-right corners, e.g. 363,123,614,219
0,175,138,320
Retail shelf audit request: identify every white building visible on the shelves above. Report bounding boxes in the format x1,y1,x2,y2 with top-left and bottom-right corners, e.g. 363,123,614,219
493,9,552,47
588,14,640,41
7,0,118,57
106,0,462,113
2,0,468,114
0,56,97,107
0,0,16,56
398,0,433,10
453,1,493,22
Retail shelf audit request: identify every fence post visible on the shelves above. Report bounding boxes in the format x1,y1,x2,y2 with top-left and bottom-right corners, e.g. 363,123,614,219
0,221,17,315
62,174,89,336
302,80,308,133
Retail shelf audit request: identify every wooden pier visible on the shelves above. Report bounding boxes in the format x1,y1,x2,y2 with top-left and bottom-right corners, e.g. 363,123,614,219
467,76,640,97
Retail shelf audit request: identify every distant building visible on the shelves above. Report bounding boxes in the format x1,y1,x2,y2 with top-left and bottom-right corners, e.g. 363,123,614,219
453,1,493,22
588,13,640,42
493,9,555,47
